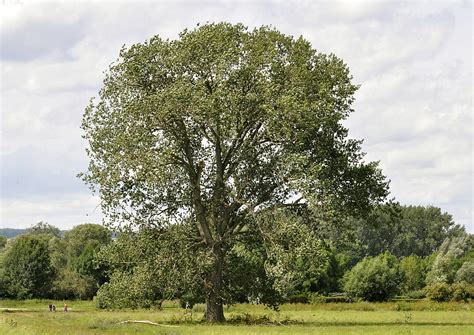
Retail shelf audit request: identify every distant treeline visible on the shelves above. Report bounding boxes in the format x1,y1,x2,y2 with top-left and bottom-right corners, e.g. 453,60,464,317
0,205,472,305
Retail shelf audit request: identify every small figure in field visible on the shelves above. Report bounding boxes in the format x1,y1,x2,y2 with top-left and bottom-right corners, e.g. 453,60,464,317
63,303,68,312
184,301,192,321
48,304,53,312
52,305,56,312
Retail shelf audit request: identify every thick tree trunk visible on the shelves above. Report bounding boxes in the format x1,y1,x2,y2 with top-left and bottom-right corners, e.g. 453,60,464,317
204,249,225,322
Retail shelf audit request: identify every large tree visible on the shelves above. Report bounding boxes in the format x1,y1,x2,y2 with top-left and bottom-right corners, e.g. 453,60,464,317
2,235,54,298
81,23,388,322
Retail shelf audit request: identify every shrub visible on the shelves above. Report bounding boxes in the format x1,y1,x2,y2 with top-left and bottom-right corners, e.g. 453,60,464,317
451,282,473,302
425,282,452,302
287,293,308,304
51,269,96,300
307,292,325,304
95,267,162,309
405,290,426,299
343,252,399,302
307,293,350,303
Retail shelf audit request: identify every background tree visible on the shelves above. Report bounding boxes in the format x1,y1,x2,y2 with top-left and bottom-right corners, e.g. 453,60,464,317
64,224,111,285
81,23,388,321
2,235,54,298
27,221,61,238
425,233,473,285
47,224,112,299
399,255,428,294
455,261,474,284
344,204,463,262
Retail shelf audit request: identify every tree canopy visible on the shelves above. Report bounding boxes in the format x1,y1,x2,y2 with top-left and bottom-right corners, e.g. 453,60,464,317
81,23,389,321
343,204,464,261
27,221,61,238
2,234,54,299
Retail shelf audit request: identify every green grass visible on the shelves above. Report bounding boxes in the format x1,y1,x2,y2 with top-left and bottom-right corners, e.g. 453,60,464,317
0,299,473,334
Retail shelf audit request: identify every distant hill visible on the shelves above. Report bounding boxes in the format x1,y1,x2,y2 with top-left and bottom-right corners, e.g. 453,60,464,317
0,228,28,238
0,228,70,239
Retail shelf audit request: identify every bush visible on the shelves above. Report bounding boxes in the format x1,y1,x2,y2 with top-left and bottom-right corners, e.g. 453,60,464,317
307,292,350,303
451,282,473,302
307,292,325,304
95,267,162,309
405,290,426,299
343,252,399,302
287,293,308,304
51,270,96,300
425,282,452,302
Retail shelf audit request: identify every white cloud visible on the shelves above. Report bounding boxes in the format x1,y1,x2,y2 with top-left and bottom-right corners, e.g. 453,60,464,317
0,194,103,229
0,0,472,231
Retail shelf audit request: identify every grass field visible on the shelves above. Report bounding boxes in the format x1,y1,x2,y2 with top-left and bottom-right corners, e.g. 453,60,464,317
1,299,473,334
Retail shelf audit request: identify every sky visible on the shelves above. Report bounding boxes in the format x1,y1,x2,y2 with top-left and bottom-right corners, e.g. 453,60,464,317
0,0,472,232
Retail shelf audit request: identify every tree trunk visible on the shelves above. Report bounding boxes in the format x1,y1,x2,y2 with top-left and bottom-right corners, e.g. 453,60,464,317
204,249,225,322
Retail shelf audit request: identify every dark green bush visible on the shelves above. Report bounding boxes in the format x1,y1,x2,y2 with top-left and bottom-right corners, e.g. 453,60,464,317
343,252,400,302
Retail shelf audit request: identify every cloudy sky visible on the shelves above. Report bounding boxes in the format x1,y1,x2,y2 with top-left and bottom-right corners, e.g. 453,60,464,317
0,0,472,231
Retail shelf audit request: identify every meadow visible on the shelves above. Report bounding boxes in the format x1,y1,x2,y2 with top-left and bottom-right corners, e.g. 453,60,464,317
1,300,473,335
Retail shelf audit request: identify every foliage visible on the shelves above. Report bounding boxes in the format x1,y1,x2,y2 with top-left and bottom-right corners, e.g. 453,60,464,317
455,261,474,284
425,282,452,302
222,227,282,308
258,209,329,297
312,251,349,294
426,234,473,285
0,236,7,249
64,224,111,284
343,252,400,302
179,292,204,309
98,223,211,308
399,255,428,293
0,223,111,300
81,22,389,321
286,293,309,304
404,289,426,299
96,267,163,309
51,269,96,300
451,282,473,302
345,204,464,262
27,221,61,238
2,235,54,299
